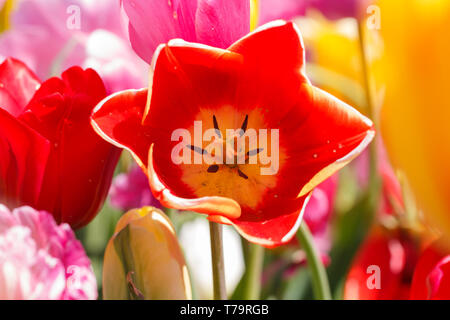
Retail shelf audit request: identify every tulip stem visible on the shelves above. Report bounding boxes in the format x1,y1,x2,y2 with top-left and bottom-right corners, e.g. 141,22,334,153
357,20,375,119
242,243,264,300
296,222,332,300
357,20,381,205
209,221,227,300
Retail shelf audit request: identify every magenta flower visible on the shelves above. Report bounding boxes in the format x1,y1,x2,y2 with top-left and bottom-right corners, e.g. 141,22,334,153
303,174,338,255
258,0,362,26
0,205,97,300
109,164,161,212
258,0,307,25
304,175,338,234
306,0,360,20
0,0,147,92
123,0,251,63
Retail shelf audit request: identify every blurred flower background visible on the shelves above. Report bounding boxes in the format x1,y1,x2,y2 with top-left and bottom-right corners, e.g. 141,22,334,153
1,0,450,300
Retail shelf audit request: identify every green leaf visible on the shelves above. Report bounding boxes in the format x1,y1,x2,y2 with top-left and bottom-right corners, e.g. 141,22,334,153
326,192,375,299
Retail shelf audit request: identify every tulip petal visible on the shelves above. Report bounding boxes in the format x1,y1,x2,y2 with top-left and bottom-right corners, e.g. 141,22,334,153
292,86,375,197
410,241,450,300
102,239,128,299
91,88,152,169
19,67,120,227
0,108,50,207
0,87,21,116
343,229,416,300
228,20,306,80
378,0,450,241
224,193,311,248
196,0,250,49
103,207,192,300
123,0,198,63
0,57,40,116
228,21,375,198
141,40,248,205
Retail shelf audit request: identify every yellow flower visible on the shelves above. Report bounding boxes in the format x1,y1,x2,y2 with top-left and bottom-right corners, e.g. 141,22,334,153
294,12,367,111
377,0,450,240
103,207,192,300
250,0,259,31
0,0,15,32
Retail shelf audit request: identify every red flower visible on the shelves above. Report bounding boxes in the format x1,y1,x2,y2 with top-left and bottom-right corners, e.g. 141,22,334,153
343,228,419,300
0,58,121,228
91,21,374,247
410,240,450,300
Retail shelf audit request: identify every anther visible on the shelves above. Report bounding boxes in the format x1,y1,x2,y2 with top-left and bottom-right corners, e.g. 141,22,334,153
238,169,249,180
188,144,206,155
207,165,219,173
240,114,249,135
212,115,222,138
247,148,264,157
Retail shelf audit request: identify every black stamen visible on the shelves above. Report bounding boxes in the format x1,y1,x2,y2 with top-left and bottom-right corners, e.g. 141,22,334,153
240,114,249,135
188,144,206,155
238,169,249,180
213,115,222,138
247,148,264,157
207,165,219,173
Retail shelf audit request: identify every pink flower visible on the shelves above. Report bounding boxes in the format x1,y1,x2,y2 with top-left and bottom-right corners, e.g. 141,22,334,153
257,0,363,26
0,0,147,92
0,205,97,300
304,175,338,234
109,164,162,212
258,0,307,25
83,29,148,94
123,0,251,63
306,0,360,20
303,174,338,255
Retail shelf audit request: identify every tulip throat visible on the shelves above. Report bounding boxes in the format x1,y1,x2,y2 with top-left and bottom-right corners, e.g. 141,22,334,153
177,106,286,209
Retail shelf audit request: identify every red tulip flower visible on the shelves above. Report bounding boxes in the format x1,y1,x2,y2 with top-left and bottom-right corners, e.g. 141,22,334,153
0,58,121,228
344,230,450,300
92,21,374,247
344,228,419,300
410,240,450,300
